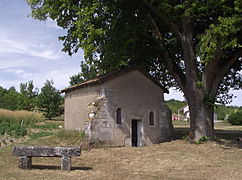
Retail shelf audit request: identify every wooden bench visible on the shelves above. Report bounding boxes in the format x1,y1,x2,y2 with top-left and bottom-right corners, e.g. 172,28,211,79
13,146,81,171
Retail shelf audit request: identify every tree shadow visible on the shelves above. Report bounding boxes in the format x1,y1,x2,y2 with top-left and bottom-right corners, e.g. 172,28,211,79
171,127,242,149
31,165,92,171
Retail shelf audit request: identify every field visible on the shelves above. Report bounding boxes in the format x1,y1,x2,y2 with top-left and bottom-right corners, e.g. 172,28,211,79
0,118,241,180
0,138,241,180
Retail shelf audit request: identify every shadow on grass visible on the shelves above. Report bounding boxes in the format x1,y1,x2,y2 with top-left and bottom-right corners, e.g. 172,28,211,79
31,165,92,171
171,127,242,149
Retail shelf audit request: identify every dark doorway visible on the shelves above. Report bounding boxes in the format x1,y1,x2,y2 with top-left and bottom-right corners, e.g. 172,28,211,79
132,120,138,147
132,119,142,147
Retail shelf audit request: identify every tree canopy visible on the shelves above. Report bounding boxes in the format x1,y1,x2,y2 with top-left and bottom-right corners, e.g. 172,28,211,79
37,80,63,119
26,0,242,142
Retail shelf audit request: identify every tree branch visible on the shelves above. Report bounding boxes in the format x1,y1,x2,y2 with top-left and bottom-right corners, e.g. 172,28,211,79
204,48,242,97
218,48,242,78
141,0,182,40
148,14,186,93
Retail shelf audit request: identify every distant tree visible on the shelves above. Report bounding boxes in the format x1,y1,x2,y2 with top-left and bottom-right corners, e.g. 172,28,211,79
227,109,242,125
166,99,187,114
0,87,19,110
18,80,39,111
37,80,63,119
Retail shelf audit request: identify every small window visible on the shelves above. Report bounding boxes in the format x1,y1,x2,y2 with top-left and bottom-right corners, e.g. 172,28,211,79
149,111,154,126
116,108,122,124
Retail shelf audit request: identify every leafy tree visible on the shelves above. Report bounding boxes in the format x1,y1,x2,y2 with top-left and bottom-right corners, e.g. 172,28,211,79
166,99,187,114
26,0,242,142
69,62,99,85
0,86,20,110
227,109,242,125
18,80,39,111
37,80,63,119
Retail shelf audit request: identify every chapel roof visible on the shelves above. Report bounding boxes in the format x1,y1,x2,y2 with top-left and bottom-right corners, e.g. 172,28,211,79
61,66,169,93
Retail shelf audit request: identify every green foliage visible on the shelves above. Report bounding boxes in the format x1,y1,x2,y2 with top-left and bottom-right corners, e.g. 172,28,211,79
18,80,39,111
166,99,187,113
69,62,100,85
215,105,238,120
0,81,38,111
228,109,242,125
0,109,43,137
37,80,64,119
0,122,27,137
0,87,19,110
29,131,54,139
195,136,208,144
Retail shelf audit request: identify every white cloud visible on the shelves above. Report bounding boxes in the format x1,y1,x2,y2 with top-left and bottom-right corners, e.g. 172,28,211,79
0,38,61,60
164,88,185,101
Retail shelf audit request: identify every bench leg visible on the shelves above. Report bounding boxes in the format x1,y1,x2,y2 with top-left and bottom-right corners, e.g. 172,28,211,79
61,156,71,171
19,156,32,169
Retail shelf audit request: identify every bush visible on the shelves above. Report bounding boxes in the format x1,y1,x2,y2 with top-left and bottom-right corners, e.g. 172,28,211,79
228,110,242,125
0,121,27,137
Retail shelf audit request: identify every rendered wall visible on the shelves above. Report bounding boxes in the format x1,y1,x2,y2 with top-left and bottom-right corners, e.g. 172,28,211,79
102,70,171,146
64,86,101,131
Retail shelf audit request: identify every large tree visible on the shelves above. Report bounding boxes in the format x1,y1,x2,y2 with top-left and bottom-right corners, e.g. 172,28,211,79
26,0,242,142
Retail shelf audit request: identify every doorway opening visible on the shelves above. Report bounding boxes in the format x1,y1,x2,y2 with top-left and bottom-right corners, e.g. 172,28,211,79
131,119,142,147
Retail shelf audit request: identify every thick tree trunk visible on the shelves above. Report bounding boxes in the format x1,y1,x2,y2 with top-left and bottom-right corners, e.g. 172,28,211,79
186,90,215,142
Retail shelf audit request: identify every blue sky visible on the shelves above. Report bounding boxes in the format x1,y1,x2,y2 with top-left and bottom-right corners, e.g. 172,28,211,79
0,0,241,106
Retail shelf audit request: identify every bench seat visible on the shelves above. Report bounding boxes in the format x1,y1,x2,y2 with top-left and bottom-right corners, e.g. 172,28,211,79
13,146,81,171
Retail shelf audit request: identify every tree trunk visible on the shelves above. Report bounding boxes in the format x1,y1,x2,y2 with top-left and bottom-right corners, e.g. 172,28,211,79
186,90,215,142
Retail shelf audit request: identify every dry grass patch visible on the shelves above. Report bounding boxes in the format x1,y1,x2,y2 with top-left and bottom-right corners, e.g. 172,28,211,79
0,139,241,180
0,109,43,125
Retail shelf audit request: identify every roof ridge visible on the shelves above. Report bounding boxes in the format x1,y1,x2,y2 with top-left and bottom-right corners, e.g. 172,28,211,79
61,65,168,93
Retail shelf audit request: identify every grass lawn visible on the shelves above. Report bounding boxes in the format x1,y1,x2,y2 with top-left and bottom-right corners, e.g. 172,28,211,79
0,121,241,180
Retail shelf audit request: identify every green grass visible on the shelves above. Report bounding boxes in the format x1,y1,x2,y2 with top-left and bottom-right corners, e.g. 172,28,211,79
55,130,85,143
29,132,54,139
30,123,60,130
0,109,44,137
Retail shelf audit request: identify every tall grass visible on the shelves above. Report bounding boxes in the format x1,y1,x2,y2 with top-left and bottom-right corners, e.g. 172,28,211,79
0,109,44,136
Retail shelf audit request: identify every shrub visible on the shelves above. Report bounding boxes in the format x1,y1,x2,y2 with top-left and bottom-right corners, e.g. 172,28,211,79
228,110,242,125
0,121,27,137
